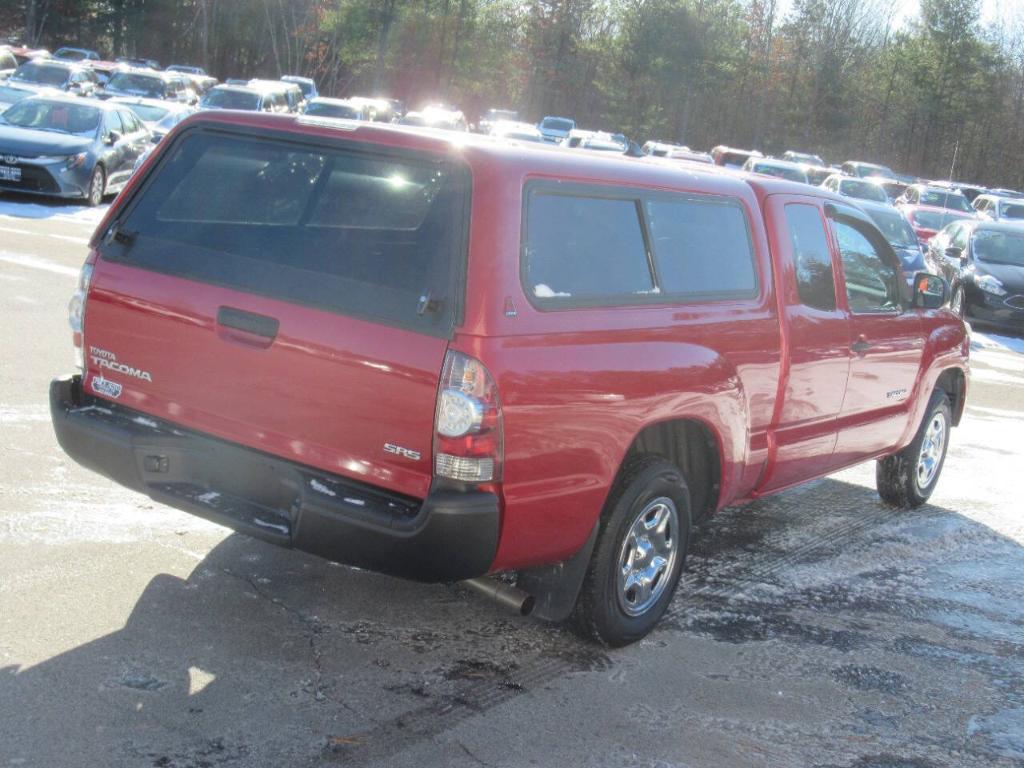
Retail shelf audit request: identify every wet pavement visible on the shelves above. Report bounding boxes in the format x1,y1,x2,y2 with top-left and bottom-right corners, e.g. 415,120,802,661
1,193,1023,767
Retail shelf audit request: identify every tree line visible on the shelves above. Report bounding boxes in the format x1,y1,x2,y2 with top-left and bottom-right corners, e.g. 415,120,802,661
5,0,1024,188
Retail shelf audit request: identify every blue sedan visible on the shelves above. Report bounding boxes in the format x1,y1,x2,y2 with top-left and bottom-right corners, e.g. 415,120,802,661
0,95,150,206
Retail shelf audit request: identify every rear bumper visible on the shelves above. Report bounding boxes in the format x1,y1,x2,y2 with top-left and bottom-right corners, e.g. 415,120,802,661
50,375,499,582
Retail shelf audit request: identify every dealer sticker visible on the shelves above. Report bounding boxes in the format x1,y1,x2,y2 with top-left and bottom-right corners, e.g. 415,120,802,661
90,374,122,399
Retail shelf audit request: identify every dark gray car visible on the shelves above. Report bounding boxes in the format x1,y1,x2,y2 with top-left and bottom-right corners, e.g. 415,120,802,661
0,95,150,205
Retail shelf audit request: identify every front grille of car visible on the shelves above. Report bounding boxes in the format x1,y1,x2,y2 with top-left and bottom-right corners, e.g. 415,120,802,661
0,164,59,193
1004,295,1024,311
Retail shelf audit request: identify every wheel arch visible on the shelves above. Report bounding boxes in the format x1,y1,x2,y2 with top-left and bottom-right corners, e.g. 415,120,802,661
935,366,967,426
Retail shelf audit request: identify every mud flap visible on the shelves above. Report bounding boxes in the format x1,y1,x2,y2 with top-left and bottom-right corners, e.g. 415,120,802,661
517,521,599,622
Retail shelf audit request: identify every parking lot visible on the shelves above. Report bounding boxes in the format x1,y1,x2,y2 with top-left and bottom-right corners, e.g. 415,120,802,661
1,192,1024,767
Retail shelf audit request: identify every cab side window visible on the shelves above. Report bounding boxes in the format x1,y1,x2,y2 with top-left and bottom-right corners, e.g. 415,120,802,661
951,223,968,250
784,203,836,311
832,218,901,313
103,110,124,139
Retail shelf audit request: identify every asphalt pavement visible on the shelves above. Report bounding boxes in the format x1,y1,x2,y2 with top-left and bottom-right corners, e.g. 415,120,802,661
1,191,1023,768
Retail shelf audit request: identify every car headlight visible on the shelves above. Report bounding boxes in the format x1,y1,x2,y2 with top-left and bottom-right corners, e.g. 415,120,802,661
65,152,88,169
975,273,1007,296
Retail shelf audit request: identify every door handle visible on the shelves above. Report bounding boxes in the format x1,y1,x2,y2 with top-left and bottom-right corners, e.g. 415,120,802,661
851,336,872,355
217,306,279,343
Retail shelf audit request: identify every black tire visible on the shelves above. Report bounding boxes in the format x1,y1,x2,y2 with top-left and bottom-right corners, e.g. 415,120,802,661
573,456,691,647
876,390,952,509
86,165,105,207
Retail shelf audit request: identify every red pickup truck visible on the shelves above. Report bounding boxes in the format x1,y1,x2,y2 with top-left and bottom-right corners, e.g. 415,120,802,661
51,113,969,645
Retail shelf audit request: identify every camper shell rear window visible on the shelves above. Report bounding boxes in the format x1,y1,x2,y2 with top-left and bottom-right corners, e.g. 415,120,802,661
101,127,470,336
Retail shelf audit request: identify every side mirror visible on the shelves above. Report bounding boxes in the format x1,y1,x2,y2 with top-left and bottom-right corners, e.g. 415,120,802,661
912,272,948,310
944,245,963,261
105,130,121,145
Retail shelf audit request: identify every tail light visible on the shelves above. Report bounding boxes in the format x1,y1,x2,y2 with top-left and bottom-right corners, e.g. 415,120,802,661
68,251,97,370
433,350,503,483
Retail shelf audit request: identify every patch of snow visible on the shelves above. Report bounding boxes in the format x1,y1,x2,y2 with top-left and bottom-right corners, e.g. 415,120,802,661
0,198,109,224
132,416,158,429
309,479,337,497
971,330,1024,356
533,283,572,298
253,517,289,535
0,404,50,424
343,497,366,507
196,491,220,503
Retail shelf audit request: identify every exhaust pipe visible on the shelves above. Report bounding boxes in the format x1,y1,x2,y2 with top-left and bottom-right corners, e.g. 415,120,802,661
463,577,535,616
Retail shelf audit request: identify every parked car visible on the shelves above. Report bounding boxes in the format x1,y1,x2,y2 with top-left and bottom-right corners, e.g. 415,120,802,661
100,68,192,103
742,157,808,183
971,194,1024,222
855,199,928,287
109,96,195,143
165,65,217,94
802,165,833,186
479,108,520,134
82,59,123,87
51,46,101,62
664,148,714,165
0,95,150,205
988,187,1024,199
399,105,468,131
8,60,98,97
489,121,544,142
926,220,1024,329
820,173,889,203
782,150,824,166
280,75,318,101
537,115,575,143
641,140,685,157
842,160,896,179
116,57,160,70
301,97,365,120
899,204,976,247
865,176,909,202
7,46,50,65
0,81,49,111
50,111,967,646
710,145,763,168
930,179,987,203
896,184,975,215
200,84,287,113
249,79,304,112
348,96,399,122
0,46,17,79
575,133,627,153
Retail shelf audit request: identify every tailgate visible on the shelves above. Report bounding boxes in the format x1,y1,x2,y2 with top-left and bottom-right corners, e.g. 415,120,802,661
83,125,469,499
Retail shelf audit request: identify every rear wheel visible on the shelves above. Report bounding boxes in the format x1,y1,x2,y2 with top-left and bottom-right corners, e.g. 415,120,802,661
876,390,952,508
86,165,105,207
573,457,691,647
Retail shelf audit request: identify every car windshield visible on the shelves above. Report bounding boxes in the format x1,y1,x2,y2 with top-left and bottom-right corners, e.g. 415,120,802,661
0,85,35,106
912,209,970,230
487,109,518,121
304,102,359,119
155,110,188,131
856,163,894,178
202,89,260,110
107,73,165,98
290,80,315,97
788,152,823,165
1001,203,1024,220
11,62,69,86
867,207,918,248
972,230,1024,266
754,163,807,183
721,152,751,167
53,48,88,61
919,189,972,213
126,103,171,123
839,179,888,202
541,117,572,131
1,99,100,136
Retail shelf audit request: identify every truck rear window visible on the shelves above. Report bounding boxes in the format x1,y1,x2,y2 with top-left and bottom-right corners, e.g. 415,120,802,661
105,130,468,335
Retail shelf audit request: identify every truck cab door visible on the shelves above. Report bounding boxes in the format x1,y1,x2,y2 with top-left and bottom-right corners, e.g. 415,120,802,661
757,195,851,493
826,205,926,461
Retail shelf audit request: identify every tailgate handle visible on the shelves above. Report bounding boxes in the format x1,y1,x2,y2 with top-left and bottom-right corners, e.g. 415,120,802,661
217,306,280,340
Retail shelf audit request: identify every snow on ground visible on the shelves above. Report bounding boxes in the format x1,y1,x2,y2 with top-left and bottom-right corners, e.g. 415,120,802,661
970,328,1024,356
0,197,109,226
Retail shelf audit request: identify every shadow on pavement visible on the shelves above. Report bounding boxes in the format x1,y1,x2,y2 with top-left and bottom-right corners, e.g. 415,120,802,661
2,477,1023,767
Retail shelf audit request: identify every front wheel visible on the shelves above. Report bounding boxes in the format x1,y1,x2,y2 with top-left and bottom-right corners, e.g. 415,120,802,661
573,457,691,647
85,165,105,207
876,390,952,508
